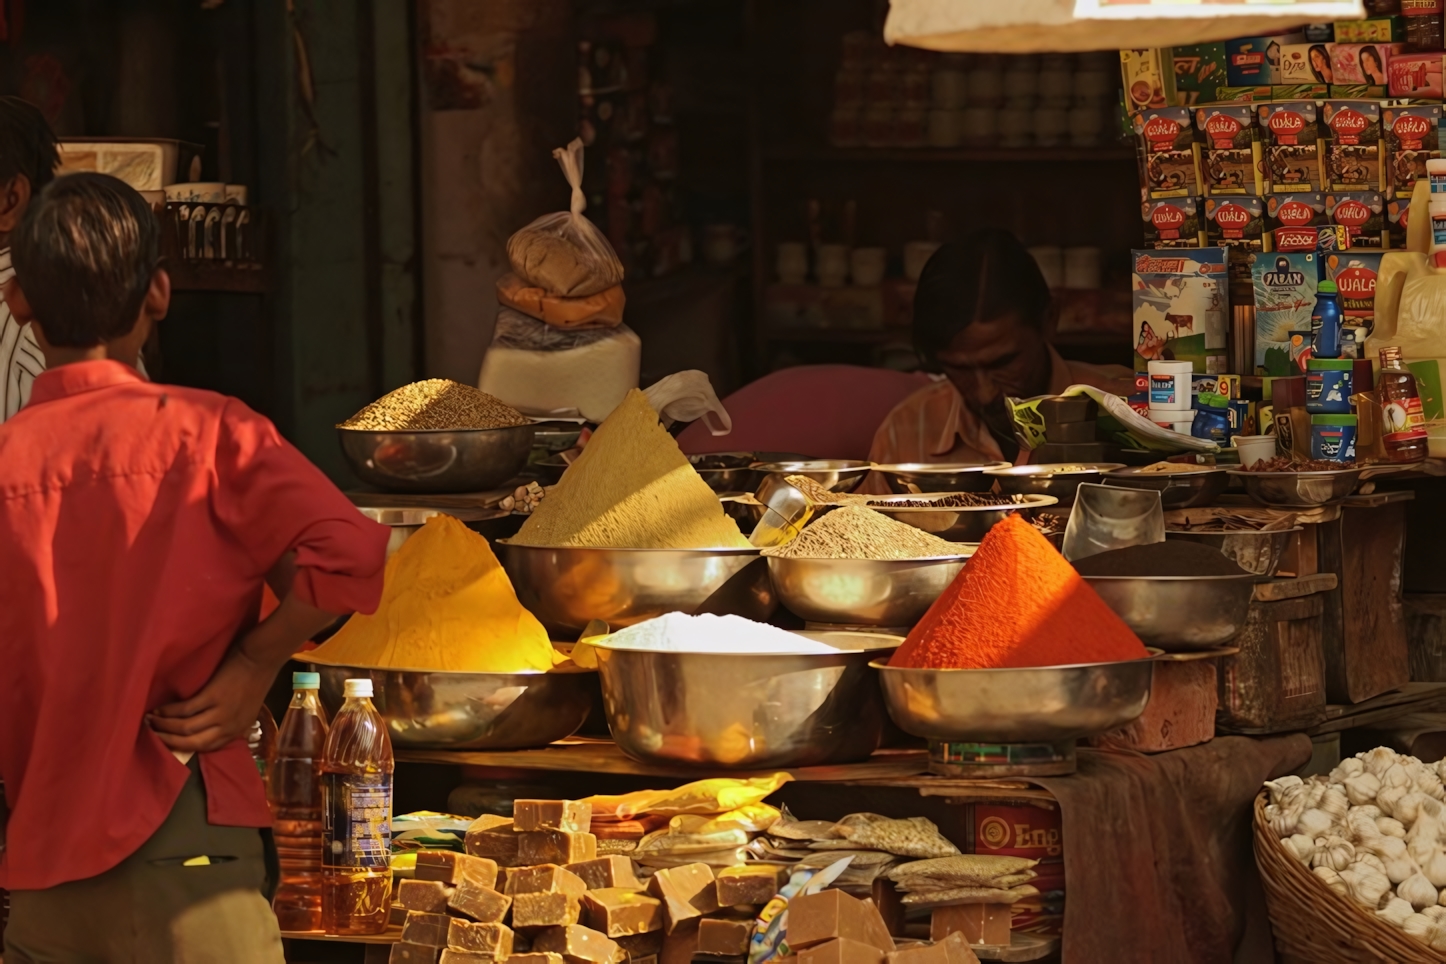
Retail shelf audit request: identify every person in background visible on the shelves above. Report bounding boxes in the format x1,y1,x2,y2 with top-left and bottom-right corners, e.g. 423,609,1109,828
0,174,389,961
0,96,56,422
869,229,1134,467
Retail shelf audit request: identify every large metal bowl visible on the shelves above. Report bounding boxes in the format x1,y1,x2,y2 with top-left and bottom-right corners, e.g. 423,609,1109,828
751,460,872,494
1103,465,1229,509
872,655,1155,743
768,555,971,626
864,493,1059,542
985,463,1127,503
690,452,760,494
1228,467,1365,507
594,631,900,767
355,506,501,558
339,424,536,493
313,664,593,750
1165,527,1302,577
497,541,776,635
872,462,1011,494
1082,573,1258,651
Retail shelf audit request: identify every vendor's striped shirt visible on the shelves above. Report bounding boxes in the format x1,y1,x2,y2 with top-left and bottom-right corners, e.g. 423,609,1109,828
0,250,43,423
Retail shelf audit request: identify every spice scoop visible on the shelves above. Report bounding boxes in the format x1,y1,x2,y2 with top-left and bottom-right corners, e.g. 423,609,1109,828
749,474,814,548
1061,483,1164,563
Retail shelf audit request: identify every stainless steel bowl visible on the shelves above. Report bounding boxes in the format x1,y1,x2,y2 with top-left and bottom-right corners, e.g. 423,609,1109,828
497,541,776,634
690,452,760,494
1228,468,1365,507
313,664,593,750
872,655,1155,743
1165,527,1302,577
872,462,1011,494
339,424,536,493
355,506,499,558
1082,573,1258,651
1102,465,1229,509
768,555,971,626
719,493,766,532
863,493,1059,542
532,421,584,454
751,460,872,494
594,631,900,767
985,463,1127,502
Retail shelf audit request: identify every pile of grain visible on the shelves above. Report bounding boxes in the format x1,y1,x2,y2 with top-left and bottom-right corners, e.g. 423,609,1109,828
339,379,529,431
512,389,749,549
868,493,1023,508
763,505,962,560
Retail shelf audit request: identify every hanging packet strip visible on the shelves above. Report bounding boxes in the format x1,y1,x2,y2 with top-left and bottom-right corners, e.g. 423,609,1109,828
748,858,854,964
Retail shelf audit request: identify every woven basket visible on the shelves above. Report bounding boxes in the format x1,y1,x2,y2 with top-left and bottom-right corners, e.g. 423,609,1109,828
1253,792,1446,963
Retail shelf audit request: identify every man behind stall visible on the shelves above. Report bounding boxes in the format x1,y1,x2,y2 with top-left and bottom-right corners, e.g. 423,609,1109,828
0,173,389,960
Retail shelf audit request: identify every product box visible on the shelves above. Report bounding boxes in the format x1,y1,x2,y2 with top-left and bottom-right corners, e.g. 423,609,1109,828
1331,84,1389,98
1197,105,1263,195
1134,107,1201,198
1142,197,1205,247
1226,34,1305,86
1330,43,1398,86
1122,49,1175,112
1260,102,1324,193
1192,373,1241,398
1272,84,1331,100
1385,104,1443,198
1389,52,1445,99
1205,196,1266,262
1326,192,1386,248
1215,85,1273,102
1323,251,1383,337
1252,251,1318,375
1306,23,1335,42
1131,248,1229,375
1229,399,1259,435
1333,16,1404,43
1280,43,1335,84
1172,43,1229,106
1388,193,1411,247
1322,100,1384,192
1265,192,1329,251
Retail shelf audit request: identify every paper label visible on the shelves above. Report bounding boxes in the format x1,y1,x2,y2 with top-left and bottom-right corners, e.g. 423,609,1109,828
323,773,392,868
1384,395,1428,441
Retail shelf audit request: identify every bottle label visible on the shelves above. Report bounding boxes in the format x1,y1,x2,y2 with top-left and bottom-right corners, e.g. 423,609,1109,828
1383,395,1429,442
323,773,392,869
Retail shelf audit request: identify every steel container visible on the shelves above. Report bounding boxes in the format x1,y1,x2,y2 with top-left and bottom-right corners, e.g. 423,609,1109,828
985,463,1126,502
1228,468,1364,507
1165,527,1301,577
863,492,1059,542
750,460,873,494
1102,465,1230,509
767,555,971,626
690,452,761,494
872,462,1011,494
338,424,536,494
1082,573,1259,651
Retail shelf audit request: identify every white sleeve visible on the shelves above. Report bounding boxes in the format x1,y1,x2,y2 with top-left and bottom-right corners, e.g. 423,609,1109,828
1,308,44,423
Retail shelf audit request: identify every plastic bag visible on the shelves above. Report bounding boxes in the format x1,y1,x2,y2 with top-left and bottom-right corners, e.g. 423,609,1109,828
489,307,623,352
644,370,733,435
497,271,625,329
583,773,792,819
479,309,640,422
507,138,624,297
834,813,960,858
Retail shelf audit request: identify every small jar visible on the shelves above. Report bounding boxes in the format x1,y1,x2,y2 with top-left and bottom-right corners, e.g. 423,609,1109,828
834,69,866,108
967,56,1004,106
1074,68,1111,102
816,244,850,288
1036,54,1075,107
829,107,862,147
862,105,895,147
901,65,931,107
931,55,969,109
894,107,927,148
1033,106,1068,147
1305,359,1354,414
962,106,998,146
1311,414,1359,461
1068,105,1103,146
1002,60,1039,102
865,64,902,106
777,242,809,284
998,108,1032,148
927,108,966,148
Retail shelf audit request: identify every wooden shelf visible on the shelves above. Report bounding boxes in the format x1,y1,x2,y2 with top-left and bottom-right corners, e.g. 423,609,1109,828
282,926,401,945
765,328,908,343
762,146,1136,164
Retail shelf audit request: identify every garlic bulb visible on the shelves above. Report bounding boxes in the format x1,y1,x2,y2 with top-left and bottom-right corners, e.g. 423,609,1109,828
1378,897,1415,928
1397,792,1431,828
1430,902,1446,917
1385,762,1415,789
1333,759,1365,782
1380,785,1409,818
1383,851,1419,885
1345,772,1383,807
1400,871,1439,910
1406,913,1436,939
1282,834,1316,864
1314,865,1348,897
1353,804,1384,821
1363,747,1401,777
1341,864,1392,907
1319,787,1349,821
1310,836,1354,872
1420,849,1446,888
1298,808,1336,839
1378,817,1407,838
1356,852,1388,874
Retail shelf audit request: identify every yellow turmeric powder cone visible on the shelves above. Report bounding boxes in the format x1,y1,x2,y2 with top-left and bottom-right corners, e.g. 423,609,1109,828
308,514,561,673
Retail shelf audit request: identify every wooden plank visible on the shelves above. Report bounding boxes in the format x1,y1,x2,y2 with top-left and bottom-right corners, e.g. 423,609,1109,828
395,740,933,783
1317,504,1413,703
1343,489,1416,507
282,926,401,945
1319,682,1446,721
1253,573,1337,603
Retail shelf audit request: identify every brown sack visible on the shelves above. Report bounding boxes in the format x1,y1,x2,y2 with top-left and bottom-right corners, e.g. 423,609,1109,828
497,272,625,329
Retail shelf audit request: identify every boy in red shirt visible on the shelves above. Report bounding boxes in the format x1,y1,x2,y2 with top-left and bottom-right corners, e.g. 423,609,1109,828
0,174,388,959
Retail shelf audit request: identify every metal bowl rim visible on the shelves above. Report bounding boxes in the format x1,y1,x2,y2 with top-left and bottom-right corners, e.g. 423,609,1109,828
751,460,873,472
1106,465,1227,478
1225,467,1364,479
1079,572,1263,583
765,552,974,565
871,461,1012,473
869,648,1163,674
1164,526,1305,536
498,538,761,556
984,462,1126,477
863,492,1059,512
337,423,536,436
307,659,596,678
596,630,904,657
690,451,756,464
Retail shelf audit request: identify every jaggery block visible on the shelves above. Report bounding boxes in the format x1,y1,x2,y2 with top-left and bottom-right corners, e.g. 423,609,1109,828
402,911,453,948
568,855,643,891
798,939,886,964
715,865,787,906
449,878,512,924
513,892,584,929
787,890,894,953
391,903,410,926
533,925,623,964
696,917,753,956
447,919,515,957
886,934,980,964
659,920,700,964
519,830,598,866
614,931,665,959
929,905,1010,948
647,863,719,932
582,888,664,938
467,816,522,866
516,800,594,834
506,864,589,898
440,952,500,964
418,850,500,887
508,956,566,964
391,944,442,964
399,879,455,914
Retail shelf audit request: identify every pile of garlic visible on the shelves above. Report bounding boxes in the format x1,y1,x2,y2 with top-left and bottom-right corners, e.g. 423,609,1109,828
1267,747,1446,950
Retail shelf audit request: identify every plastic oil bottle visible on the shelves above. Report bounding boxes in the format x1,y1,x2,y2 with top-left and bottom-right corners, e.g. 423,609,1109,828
268,672,330,932
1377,346,1429,463
320,678,393,935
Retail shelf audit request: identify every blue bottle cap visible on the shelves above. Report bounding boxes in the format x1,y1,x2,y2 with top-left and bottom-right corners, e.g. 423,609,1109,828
293,671,321,690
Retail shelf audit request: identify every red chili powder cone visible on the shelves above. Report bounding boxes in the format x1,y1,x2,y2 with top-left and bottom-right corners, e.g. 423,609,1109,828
889,514,1149,669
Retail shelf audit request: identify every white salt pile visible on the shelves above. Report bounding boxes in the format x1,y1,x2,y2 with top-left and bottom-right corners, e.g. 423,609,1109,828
596,613,850,655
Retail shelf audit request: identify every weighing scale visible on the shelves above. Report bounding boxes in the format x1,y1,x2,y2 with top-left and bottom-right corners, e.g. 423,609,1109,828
927,739,1079,778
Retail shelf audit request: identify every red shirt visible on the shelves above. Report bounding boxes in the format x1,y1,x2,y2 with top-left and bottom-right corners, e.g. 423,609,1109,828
0,361,388,890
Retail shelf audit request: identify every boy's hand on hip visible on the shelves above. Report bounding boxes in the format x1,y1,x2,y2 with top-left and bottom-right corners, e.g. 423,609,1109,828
148,648,272,753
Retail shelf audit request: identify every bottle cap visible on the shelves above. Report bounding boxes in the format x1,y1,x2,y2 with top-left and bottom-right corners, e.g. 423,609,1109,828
293,671,321,690
343,678,374,699
1316,280,1337,294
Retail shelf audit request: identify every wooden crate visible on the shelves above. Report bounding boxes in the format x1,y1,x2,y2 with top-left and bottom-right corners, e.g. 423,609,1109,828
1217,588,1328,733
1405,594,1446,682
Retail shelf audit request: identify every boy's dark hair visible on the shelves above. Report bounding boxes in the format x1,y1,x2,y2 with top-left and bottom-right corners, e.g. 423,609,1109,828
0,96,59,194
12,172,159,348
912,229,1052,365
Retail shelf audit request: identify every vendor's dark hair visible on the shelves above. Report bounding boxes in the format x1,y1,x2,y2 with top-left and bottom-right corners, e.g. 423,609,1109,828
912,229,1052,364
0,96,58,194
12,172,159,348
